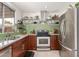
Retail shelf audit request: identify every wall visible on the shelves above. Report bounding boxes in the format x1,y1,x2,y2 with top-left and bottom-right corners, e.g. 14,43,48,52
22,11,60,34
23,12,40,18
22,12,61,18
22,11,61,34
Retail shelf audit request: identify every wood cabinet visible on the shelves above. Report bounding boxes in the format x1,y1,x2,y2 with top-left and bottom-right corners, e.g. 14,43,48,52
0,34,61,57
11,39,25,57
24,35,36,50
24,36,29,50
28,35,36,50
11,35,36,57
23,35,36,50
50,35,60,50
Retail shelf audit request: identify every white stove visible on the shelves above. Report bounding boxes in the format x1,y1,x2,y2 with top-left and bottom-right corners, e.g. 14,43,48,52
37,37,50,50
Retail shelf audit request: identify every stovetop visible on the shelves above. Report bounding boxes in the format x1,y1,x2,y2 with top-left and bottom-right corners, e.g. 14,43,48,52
36,30,50,37
37,35,50,37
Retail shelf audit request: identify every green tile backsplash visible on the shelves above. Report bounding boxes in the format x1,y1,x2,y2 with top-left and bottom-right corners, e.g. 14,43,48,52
0,23,59,40
25,23,59,34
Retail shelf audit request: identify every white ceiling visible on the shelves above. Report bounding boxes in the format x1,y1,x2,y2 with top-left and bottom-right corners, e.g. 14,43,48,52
12,2,75,13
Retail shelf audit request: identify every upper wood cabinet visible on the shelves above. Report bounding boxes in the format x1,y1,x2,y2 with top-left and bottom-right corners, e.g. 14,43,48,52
50,35,61,50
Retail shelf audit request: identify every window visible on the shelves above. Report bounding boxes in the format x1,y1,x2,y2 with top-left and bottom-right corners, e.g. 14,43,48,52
4,5,15,32
0,2,15,33
0,3,3,33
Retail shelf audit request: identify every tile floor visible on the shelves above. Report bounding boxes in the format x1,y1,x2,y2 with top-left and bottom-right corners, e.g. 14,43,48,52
34,50,60,57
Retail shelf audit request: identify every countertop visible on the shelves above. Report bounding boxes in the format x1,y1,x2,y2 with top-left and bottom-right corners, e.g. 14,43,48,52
0,34,28,50
0,33,60,51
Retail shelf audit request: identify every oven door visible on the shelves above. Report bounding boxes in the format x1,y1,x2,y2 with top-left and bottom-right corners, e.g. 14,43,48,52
37,37,50,46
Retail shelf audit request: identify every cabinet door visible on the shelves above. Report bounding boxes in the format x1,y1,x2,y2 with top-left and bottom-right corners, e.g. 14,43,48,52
24,36,29,50
11,39,25,57
24,35,36,50
29,35,36,50
50,35,60,50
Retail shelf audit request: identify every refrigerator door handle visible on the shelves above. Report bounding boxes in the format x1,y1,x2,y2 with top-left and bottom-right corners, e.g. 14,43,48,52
58,40,77,51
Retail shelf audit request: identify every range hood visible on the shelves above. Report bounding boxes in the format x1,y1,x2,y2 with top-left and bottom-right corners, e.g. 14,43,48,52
40,10,48,21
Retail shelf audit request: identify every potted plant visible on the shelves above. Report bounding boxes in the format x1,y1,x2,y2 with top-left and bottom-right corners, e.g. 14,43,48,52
75,2,79,8
17,20,27,34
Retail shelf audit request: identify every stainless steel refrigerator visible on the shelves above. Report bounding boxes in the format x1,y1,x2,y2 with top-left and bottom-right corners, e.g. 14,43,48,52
77,7,79,57
59,7,76,57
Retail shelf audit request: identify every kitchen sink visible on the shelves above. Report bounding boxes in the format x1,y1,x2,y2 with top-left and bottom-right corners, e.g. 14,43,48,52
0,35,22,48
14,35,23,38
0,34,24,48
0,40,16,48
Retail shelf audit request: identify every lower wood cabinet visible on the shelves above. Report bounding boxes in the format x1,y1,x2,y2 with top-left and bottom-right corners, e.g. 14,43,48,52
24,36,29,50
50,35,61,50
24,35,36,50
11,35,36,57
28,35,36,50
11,34,61,57
11,39,25,57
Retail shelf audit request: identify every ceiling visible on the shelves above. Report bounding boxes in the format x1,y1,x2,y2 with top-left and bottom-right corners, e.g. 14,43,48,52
12,2,75,13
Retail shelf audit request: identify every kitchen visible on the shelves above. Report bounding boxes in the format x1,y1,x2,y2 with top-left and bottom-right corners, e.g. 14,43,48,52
0,2,77,57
